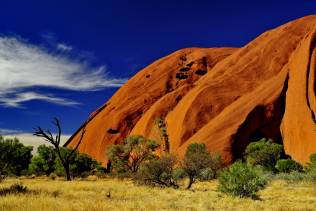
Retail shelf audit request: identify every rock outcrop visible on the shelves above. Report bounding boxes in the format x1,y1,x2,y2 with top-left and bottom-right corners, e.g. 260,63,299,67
66,15,316,165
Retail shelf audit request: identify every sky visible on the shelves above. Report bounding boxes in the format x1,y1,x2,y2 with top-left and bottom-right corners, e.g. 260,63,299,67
0,0,315,145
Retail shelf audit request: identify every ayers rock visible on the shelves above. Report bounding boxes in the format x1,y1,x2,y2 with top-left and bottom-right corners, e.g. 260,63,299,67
66,15,316,165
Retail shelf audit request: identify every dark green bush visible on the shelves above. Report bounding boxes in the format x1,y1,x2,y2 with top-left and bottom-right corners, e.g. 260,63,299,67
0,136,33,178
29,156,49,176
306,153,316,170
244,138,282,171
304,153,316,181
275,159,303,173
218,161,267,198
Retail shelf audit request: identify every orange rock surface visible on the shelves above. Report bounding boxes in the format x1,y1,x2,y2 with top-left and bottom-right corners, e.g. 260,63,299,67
66,15,316,165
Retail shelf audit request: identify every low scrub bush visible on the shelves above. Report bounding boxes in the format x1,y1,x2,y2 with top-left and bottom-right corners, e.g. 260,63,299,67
275,171,306,181
275,159,303,173
218,161,267,198
305,154,316,181
253,165,275,181
133,154,179,188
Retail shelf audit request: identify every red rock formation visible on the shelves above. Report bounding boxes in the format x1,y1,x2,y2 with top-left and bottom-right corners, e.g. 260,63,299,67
66,15,316,165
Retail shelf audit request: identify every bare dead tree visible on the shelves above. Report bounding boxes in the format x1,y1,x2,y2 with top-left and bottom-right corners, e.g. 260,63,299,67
33,118,86,181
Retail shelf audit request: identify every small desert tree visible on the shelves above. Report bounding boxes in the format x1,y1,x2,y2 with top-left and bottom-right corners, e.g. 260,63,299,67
182,143,222,189
0,136,33,180
53,147,101,178
33,118,86,181
107,135,159,175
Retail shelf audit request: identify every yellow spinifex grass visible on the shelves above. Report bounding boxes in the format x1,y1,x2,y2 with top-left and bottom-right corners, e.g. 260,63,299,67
0,177,316,211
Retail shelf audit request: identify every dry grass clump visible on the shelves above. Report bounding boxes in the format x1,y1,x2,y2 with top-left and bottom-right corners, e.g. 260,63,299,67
0,178,315,210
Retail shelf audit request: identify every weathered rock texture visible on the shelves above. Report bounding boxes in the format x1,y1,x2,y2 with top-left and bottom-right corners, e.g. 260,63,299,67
66,15,316,165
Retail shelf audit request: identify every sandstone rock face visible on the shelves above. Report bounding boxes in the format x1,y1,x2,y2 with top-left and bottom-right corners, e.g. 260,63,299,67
66,15,316,165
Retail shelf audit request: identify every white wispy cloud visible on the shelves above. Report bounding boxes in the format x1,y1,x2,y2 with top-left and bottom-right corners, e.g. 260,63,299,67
0,92,80,108
57,43,72,52
0,36,126,107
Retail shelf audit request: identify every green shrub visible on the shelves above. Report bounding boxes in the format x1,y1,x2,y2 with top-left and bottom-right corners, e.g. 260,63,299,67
155,117,169,152
253,165,274,181
199,168,216,181
133,154,179,188
306,153,316,170
37,145,56,175
172,168,186,181
0,136,33,178
305,153,316,181
244,138,282,171
275,159,303,173
29,156,48,176
107,135,159,175
182,143,222,189
275,171,306,181
218,161,267,198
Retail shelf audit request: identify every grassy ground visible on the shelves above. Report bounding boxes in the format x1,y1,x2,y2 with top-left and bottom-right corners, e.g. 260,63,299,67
0,177,316,211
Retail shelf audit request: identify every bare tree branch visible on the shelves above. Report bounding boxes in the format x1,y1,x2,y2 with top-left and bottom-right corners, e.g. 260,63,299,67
33,118,87,181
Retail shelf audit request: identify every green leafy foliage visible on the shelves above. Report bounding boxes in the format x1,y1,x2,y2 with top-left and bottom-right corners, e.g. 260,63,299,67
134,154,179,188
29,145,56,176
275,171,306,181
155,117,169,152
218,161,267,198
53,147,101,178
182,143,222,189
29,156,49,176
244,138,282,171
107,135,159,175
275,159,303,173
304,153,316,181
29,145,101,178
0,136,33,179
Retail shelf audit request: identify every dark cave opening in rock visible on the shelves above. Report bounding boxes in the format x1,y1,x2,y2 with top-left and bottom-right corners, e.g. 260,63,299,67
231,77,288,161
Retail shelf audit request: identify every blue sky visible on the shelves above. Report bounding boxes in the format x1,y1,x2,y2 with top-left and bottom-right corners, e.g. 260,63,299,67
0,0,315,138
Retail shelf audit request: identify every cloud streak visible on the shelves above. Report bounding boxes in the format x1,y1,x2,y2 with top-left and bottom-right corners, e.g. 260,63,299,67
0,128,23,135
57,43,72,52
0,92,80,108
0,36,126,107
